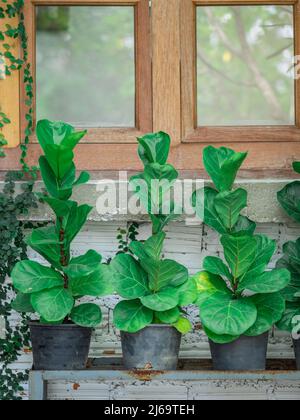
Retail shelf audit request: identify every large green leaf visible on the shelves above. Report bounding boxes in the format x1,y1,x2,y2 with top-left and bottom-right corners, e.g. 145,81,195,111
130,232,166,261
44,144,74,180
70,264,113,297
276,246,300,302
39,156,72,200
140,287,179,311
221,235,257,280
232,216,256,236
111,254,148,299
39,196,75,219
36,119,73,150
203,326,239,345
278,181,300,223
214,189,247,230
192,187,226,234
64,204,93,244
26,226,63,270
113,299,153,333
12,261,63,294
71,303,102,327
203,146,247,192
277,301,300,332
199,294,257,337
73,171,90,187
155,307,180,324
31,287,74,322
173,317,192,334
245,293,285,336
241,235,276,282
177,277,198,306
137,132,171,166
64,250,102,278
282,240,300,266
12,293,35,313
293,162,300,174
141,259,188,291
239,268,291,294
194,271,231,306
203,256,233,281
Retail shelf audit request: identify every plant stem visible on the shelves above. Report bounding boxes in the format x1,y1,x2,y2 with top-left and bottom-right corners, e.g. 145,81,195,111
58,217,68,288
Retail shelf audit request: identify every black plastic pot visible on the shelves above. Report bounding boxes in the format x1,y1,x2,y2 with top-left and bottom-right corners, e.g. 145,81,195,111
29,322,92,370
293,339,300,370
121,325,182,370
209,332,269,371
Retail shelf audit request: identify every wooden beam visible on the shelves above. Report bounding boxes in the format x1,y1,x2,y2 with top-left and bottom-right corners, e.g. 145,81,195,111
152,0,181,145
0,5,20,148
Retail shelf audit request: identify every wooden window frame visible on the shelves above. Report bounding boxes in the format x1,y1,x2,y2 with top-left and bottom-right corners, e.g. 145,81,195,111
22,0,152,144
181,0,300,144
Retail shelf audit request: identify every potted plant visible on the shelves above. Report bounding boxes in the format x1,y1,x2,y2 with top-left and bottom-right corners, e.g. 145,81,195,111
111,132,198,370
11,120,111,371
277,161,300,369
192,146,290,370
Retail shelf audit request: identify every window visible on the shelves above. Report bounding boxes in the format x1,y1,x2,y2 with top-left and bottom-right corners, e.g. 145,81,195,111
22,0,152,144
181,0,300,146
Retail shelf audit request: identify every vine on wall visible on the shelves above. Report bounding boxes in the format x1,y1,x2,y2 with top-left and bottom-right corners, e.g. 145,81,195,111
0,0,37,400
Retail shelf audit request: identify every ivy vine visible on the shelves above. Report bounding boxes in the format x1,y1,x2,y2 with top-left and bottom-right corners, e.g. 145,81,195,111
0,0,37,400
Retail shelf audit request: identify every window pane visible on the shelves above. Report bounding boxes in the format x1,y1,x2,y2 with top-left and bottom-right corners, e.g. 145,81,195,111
197,6,295,126
36,6,135,128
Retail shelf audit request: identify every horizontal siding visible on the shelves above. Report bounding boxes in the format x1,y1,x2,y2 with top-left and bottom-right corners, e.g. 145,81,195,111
2,221,300,400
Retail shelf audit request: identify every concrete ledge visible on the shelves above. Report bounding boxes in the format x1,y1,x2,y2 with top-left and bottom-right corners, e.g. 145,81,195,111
0,179,294,224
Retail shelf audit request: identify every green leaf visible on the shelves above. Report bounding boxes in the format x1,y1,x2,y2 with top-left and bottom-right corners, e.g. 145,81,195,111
64,250,102,278
73,171,90,187
221,235,257,279
277,301,300,332
36,119,74,151
203,326,239,344
232,216,256,235
138,132,171,166
277,240,300,302
26,226,63,270
113,299,153,333
177,277,198,306
142,259,188,291
194,271,231,306
245,293,285,337
199,294,257,337
155,307,181,324
241,235,276,282
70,264,113,297
44,144,74,180
192,187,226,234
239,268,291,294
203,256,233,280
140,287,179,311
130,232,166,261
111,254,148,299
173,317,192,334
39,196,75,218
71,304,102,327
12,260,64,294
278,181,300,223
203,146,247,192
31,287,74,322
293,162,300,174
12,293,35,313
214,189,247,230
64,204,93,244
61,130,87,150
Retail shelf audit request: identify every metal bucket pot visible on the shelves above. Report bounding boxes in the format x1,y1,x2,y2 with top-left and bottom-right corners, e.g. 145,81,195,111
293,338,300,370
29,322,92,370
209,332,269,371
121,325,182,370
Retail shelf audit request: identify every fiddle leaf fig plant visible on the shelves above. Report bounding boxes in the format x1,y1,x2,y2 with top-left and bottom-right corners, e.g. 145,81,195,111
194,146,291,344
195,234,290,343
276,162,300,331
192,146,256,235
112,132,197,334
11,120,111,327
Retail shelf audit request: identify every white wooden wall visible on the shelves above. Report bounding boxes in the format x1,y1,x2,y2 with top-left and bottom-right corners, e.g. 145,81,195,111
3,220,300,400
